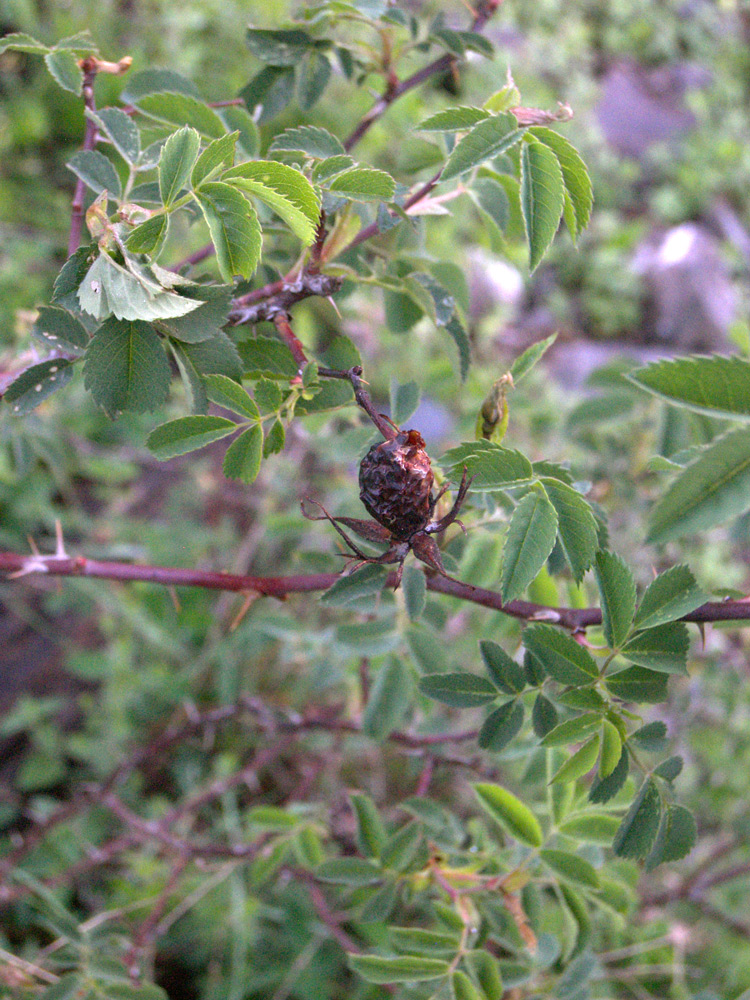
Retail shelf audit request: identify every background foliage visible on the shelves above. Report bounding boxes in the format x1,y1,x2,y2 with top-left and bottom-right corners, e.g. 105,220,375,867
2,2,750,999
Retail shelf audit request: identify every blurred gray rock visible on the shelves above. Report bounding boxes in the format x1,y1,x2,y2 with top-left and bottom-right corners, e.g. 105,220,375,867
631,222,735,350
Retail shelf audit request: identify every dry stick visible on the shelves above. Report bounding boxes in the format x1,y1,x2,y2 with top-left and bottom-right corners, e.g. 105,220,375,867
2,547,750,629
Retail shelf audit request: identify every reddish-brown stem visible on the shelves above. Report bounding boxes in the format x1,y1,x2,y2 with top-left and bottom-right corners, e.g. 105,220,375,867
2,548,750,629
68,64,99,256
274,313,309,371
318,364,397,439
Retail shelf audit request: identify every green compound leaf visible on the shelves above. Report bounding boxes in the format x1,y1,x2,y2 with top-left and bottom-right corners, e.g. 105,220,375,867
588,748,629,803
147,415,238,460
270,125,345,159
613,777,661,859
647,427,750,542
654,755,683,781
191,132,238,189
419,672,497,708
541,478,599,583
501,490,559,602
205,373,259,419
479,641,526,694
4,359,76,415
621,622,690,674
417,106,491,132
594,550,636,649
550,734,600,784
644,805,697,871
222,423,263,483
34,305,89,353
473,782,543,847
606,665,669,703
223,160,320,244
452,971,484,1000
440,440,533,490
44,48,83,94
90,107,141,164
634,564,708,629
442,113,522,181
520,136,565,272
195,182,261,281
83,318,170,416
66,150,122,199
347,954,450,984
328,166,396,201
134,91,226,138
529,127,593,239
363,656,412,741
239,337,298,378
523,623,599,686
158,126,200,206
531,693,558,738
159,284,234,343
627,354,750,422
540,849,600,889
630,721,668,751
478,701,524,751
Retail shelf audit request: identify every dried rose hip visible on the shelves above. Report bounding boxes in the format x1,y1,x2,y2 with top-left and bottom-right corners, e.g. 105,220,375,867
358,429,434,539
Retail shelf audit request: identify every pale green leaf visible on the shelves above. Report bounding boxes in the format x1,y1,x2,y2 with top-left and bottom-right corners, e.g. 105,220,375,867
440,440,533,489
205,373,259,419
627,354,750,422
648,427,750,542
320,564,389,606
509,332,558,382
401,565,426,621
126,214,170,256
90,107,140,164
540,849,600,889
121,69,202,102
84,317,170,416
470,176,510,234
328,166,396,201
195,182,261,281
558,813,620,844
66,150,121,199
634,565,708,629
222,423,263,482
520,137,565,272
350,793,387,858
540,713,601,747
541,478,599,583
416,106,491,132
501,490,559,602
473,782,543,847
147,415,237,459
191,132,237,189
316,858,381,885
441,113,523,181
135,91,226,138
159,126,200,205
529,127,593,238
270,125,345,159
347,954,450,984
78,254,202,322
594,550,636,649
599,719,622,778
44,48,82,94
550,734,600,784
223,160,320,243
621,622,690,674
0,32,48,54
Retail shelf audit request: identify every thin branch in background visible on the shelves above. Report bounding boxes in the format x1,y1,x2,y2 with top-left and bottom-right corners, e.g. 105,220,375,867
67,63,99,256
125,855,191,983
